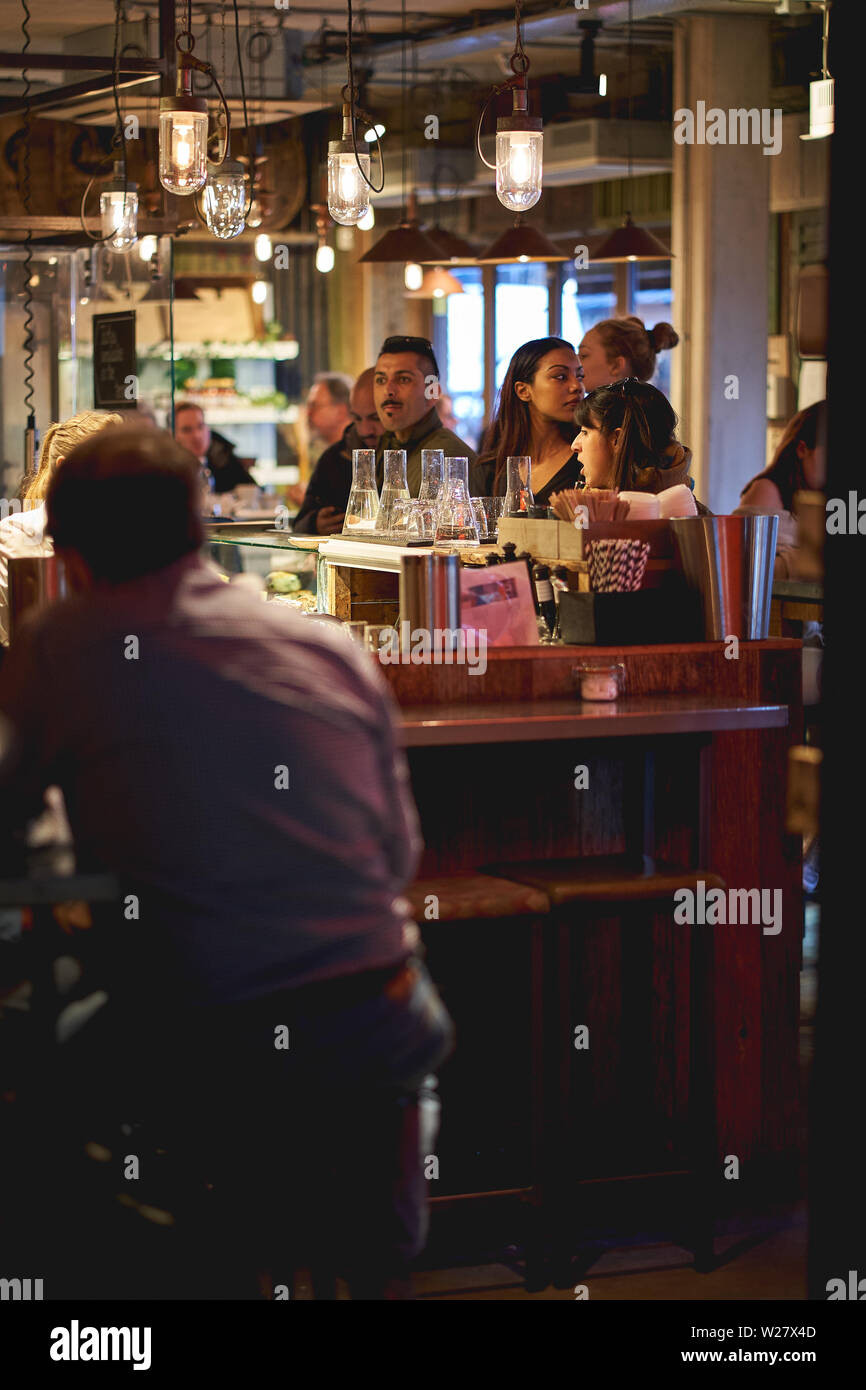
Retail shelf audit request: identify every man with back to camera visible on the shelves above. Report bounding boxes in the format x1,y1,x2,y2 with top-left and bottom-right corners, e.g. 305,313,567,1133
293,368,384,536
0,425,453,1300
373,335,476,496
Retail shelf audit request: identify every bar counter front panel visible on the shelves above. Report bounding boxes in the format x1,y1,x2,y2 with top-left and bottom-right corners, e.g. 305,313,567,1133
379,643,802,1205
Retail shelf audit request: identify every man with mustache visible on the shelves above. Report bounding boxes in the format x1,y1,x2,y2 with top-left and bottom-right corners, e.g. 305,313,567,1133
373,336,475,496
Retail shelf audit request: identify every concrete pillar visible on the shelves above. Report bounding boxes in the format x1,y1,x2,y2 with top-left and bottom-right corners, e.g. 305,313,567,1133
671,15,772,514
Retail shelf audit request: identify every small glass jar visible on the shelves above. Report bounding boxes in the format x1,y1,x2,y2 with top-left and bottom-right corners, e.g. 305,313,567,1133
573,662,626,702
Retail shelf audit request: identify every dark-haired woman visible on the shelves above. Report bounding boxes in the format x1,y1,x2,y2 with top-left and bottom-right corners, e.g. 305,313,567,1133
739,400,826,514
471,337,584,505
578,316,679,394
571,378,709,511
737,400,826,581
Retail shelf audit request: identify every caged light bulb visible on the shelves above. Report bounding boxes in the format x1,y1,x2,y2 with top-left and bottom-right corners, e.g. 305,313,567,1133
494,90,543,213
326,105,372,226
159,94,209,195
99,162,139,251
202,160,247,239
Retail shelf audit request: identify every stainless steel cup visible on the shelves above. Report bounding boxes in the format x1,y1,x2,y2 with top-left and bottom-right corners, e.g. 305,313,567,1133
671,514,779,640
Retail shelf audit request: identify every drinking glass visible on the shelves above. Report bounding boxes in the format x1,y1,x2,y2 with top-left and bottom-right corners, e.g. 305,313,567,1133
343,449,380,533
418,449,444,503
434,459,480,547
405,499,435,543
472,497,501,543
374,449,410,534
502,456,534,515
389,497,413,541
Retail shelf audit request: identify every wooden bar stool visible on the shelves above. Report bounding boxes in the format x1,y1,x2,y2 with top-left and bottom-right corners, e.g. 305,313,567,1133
406,873,550,1288
482,856,725,1284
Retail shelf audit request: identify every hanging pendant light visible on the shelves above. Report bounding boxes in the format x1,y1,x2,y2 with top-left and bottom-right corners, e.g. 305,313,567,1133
591,214,671,263
99,160,139,250
405,266,465,299
476,0,543,214
202,159,247,239
313,206,335,273
590,0,671,264
328,102,372,225
419,225,480,265
159,30,231,196
801,1,833,141
326,0,384,226
477,217,569,265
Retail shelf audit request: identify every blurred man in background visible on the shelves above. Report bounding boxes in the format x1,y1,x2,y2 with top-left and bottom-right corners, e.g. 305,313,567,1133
294,369,383,536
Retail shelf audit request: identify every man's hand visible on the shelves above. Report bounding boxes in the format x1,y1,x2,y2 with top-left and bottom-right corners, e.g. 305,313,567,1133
316,507,346,536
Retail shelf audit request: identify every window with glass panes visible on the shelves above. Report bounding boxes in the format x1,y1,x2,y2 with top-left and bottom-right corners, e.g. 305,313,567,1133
441,266,485,450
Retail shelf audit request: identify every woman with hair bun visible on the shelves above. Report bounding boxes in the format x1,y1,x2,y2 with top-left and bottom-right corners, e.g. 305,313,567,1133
578,316,679,393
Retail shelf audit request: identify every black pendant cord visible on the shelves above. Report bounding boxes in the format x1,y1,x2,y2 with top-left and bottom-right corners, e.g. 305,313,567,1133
626,0,633,204
402,0,407,219
19,0,35,456
346,0,384,193
232,0,253,213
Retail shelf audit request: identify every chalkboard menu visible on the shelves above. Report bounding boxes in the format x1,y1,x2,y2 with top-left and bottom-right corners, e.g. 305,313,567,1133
92,311,137,410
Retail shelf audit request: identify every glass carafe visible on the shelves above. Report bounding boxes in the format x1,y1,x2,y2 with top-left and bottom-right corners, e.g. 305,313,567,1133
342,449,380,533
502,455,534,515
434,456,480,547
374,449,410,534
418,448,444,503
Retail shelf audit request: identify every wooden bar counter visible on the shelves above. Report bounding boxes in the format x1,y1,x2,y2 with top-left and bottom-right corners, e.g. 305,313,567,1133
378,641,803,1206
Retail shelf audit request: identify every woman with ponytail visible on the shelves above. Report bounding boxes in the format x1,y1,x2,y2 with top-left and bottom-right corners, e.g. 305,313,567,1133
578,316,679,394
1,409,122,644
571,379,708,512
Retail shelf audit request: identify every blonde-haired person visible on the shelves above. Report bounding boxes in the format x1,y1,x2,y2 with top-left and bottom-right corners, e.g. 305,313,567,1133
578,316,679,394
0,409,122,644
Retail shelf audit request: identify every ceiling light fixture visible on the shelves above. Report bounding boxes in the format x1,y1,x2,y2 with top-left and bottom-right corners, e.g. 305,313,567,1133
159,8,231,196
100,160,139,250
327,0,384,225
801,1,833,141
590,0,672,263
477,216,569,265
476,0,543,213
405,266,465,299
572,21,607,97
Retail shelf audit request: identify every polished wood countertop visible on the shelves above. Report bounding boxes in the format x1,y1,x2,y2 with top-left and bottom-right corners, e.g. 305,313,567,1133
399,693,789,747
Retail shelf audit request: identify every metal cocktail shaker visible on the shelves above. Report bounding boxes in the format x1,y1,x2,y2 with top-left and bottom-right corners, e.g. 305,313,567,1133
399,552,461,654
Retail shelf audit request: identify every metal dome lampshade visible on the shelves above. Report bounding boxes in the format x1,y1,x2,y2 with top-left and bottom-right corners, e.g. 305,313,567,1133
477,217,569,264
591,214,671,263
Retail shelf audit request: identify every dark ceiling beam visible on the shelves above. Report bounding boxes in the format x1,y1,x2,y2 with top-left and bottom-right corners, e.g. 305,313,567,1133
0,71,160,119
0,53,163,72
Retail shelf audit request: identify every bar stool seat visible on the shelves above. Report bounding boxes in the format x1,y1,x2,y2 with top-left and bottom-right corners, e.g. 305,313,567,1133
407,871,549,1289
481,856,724,904
407,873,549,922
481,854,726,1281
